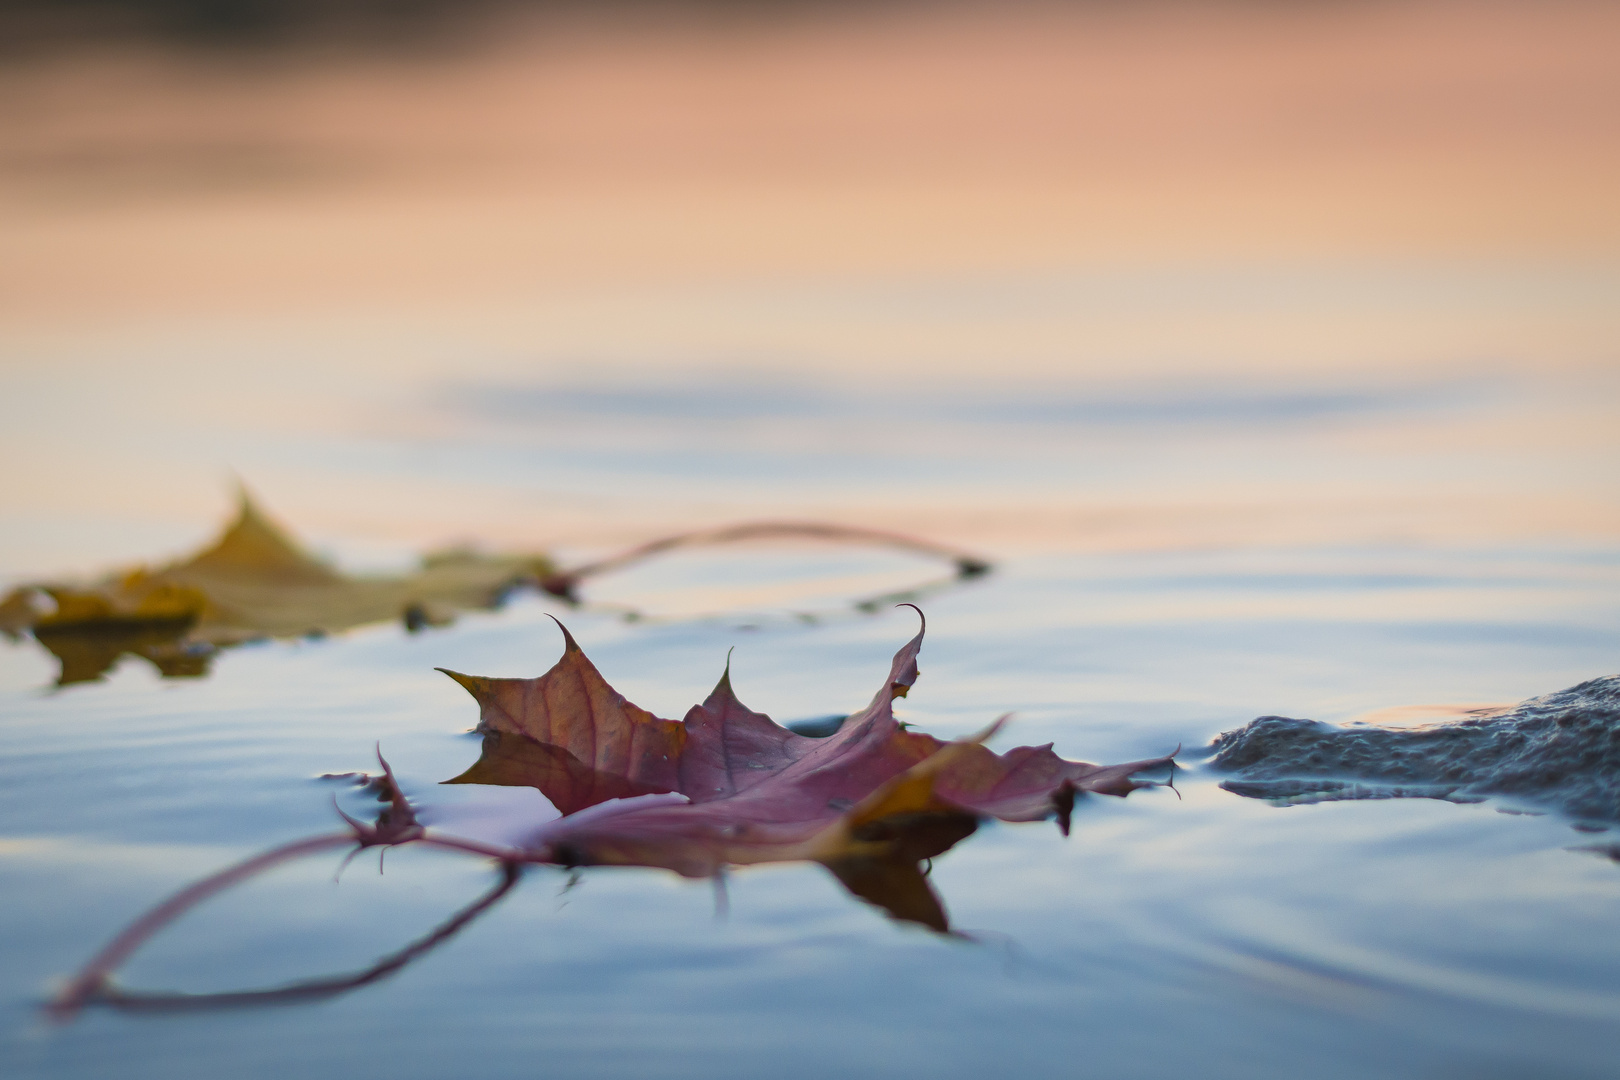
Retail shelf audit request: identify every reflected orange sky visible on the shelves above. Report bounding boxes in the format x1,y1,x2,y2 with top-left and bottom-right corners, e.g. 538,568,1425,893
5,1,1617,316
1,0,1617,571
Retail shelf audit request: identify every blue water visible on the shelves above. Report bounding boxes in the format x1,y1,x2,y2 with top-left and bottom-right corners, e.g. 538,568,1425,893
4,540,1620,1079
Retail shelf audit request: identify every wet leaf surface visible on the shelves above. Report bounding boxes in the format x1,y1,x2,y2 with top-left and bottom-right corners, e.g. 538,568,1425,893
441,610,1173,929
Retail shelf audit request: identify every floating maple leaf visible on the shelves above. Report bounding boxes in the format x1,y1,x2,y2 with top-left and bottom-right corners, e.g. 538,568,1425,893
49,611,1172,1018
440,610,1172,928
3,491,989,685
4,490,555,685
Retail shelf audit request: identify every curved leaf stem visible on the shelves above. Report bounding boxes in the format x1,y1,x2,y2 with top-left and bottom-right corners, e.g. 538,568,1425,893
47,829,536,1022
540,521,991,602
47,832,355,1021
77,861,523,1015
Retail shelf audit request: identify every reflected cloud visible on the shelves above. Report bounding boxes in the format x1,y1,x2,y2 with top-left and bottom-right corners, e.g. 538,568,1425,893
446,374,1470,434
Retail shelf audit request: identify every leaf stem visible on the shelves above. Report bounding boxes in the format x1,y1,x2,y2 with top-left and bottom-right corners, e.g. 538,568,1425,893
77,861,523,1015
47,832,356,1021
46,829,535,1022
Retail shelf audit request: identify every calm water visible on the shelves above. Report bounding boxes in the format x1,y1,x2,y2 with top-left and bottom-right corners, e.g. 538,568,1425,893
3,266,1619,1078
2,542,1618,1078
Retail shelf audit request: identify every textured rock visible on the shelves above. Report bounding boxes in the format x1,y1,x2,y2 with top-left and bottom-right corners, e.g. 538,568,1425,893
1209,677,1620,821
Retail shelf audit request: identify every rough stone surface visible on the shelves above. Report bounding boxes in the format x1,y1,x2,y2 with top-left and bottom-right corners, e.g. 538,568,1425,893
1208,676,1620,821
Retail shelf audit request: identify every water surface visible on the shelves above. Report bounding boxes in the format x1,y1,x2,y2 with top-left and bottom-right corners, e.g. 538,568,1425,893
4,531,1620,1078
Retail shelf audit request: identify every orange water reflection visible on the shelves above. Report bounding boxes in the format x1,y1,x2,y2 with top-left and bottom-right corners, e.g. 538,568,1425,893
1,0,1615,574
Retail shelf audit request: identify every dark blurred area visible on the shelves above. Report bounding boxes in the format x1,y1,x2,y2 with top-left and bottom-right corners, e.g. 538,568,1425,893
3,0,520,50
9,0,844,52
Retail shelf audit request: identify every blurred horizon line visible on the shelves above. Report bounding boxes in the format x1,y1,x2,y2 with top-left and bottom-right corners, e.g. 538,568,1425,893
3,0,1606,55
